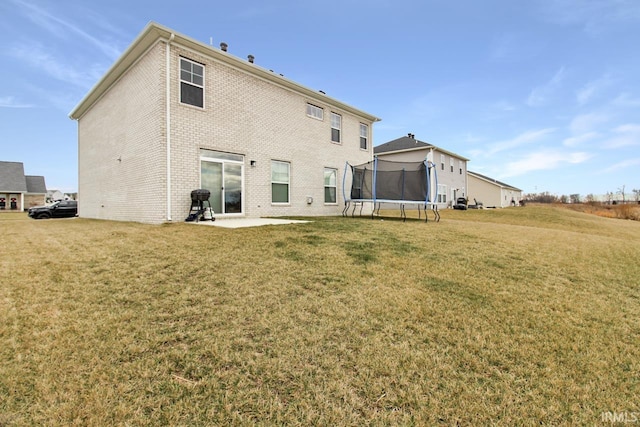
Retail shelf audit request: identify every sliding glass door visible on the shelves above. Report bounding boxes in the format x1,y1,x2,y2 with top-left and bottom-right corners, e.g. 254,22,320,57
200,150,244,215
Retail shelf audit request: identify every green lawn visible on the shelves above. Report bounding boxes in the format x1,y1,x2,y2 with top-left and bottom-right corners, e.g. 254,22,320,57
1,206,639,426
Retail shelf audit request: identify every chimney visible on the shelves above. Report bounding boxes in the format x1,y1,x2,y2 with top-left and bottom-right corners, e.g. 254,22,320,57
220,42,228,52
248,54,254,63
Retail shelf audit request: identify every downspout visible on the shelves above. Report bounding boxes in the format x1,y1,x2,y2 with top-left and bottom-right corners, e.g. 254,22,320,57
166,33,175,221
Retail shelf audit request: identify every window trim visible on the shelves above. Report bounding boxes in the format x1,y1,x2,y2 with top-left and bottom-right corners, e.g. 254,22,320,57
437,184,447,204
359,123,369,150
324,168,338,204
271,160,290,205
306,103,324,120
179,57,205,109
330,112,341,143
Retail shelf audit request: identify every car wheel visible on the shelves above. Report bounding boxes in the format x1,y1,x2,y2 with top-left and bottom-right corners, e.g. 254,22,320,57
37,213,51,219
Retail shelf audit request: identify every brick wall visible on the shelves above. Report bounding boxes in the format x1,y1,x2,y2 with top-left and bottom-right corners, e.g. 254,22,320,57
77,37,375,224
169,44,374,221
78,42,166,223
24,194,45,209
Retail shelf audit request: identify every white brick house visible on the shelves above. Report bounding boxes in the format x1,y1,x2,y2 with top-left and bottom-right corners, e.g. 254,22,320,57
374,134,469,209
70,22,379,223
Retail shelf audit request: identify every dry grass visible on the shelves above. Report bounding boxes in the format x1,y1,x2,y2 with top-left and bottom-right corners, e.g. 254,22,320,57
1,206,639,426
558,202,640,221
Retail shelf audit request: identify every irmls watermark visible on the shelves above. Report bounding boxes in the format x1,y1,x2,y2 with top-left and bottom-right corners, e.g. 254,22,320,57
601,411,640,424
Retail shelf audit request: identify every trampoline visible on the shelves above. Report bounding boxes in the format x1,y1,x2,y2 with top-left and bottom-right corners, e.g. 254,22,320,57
342,157,440,222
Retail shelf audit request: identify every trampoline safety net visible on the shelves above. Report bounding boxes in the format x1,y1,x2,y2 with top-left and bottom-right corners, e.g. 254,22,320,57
343,158,440,222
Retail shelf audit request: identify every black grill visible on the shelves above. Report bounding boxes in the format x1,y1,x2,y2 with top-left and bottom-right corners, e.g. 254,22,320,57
191,189,211,202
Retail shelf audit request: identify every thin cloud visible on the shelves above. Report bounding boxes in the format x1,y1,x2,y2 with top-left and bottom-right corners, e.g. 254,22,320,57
537,0,640,35
603,124,640,148
485,128,556,156
0,96,34,108
569,112,609,134
10,0,122,59
563,132,600,147
526,66,566,107
501,149,591,178
576,74,613,106
492,100,517,112
8,42,105,88
464,133,487,143
612,92,640,107
601,158,640,174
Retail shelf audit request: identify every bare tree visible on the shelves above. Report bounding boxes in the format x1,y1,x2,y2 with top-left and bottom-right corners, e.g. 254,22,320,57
633,189,640,203
606,191,614,204
618,185,626,203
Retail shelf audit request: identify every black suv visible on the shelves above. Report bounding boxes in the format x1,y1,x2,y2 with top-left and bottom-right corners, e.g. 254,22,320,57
28,200,78,219
453,197,468,210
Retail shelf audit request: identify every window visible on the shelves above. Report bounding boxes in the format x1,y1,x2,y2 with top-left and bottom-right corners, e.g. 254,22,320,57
459,160,463,175
271,161,290,204
437,184,447,203
331,113,341,143
180,58,204,108
324,168,337,203
306,103,323,120
440,154,445,171
450,157,454,173
360,124,368,150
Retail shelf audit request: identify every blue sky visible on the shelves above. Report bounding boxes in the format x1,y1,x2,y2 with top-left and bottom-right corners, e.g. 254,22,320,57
1,0,639,197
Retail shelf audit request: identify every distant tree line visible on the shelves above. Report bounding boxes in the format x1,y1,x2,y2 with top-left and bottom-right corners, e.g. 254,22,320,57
524,189,640,204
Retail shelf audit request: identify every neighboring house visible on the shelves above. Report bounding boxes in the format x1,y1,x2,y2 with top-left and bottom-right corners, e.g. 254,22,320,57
374,134,469,209
0,161,47,211
468,171,522,208
46,190,64,203
46,190,77,202
69,22,379,224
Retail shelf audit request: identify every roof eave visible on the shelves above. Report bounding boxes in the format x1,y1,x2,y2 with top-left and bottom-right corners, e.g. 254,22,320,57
468,171,521,191
375,143,469,161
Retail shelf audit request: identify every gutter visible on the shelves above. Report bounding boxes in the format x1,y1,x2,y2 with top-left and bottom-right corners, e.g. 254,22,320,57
166,33,174,221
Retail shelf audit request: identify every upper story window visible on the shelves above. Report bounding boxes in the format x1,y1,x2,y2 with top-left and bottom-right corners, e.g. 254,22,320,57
450,157,454,173
306,103,323,120
459,160,463,175
331,113,341,143
440,154,445,171
180,58,204,108
360,124,368,150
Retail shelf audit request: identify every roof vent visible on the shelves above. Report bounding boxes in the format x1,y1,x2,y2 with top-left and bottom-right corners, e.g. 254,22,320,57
319,90,325,94
248,54,254,63
408,133,415,139
220,42,228,52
